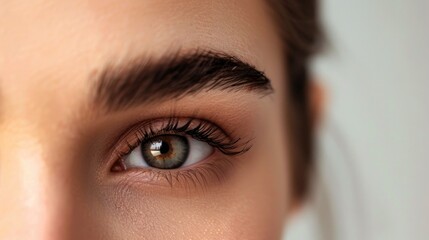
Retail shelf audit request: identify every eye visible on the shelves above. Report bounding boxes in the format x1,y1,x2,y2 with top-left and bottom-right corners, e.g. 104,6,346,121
110,118,250,175
122,134,214,170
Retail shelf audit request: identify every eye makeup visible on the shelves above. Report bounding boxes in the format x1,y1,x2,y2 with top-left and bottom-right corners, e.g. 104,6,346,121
107,117,252,190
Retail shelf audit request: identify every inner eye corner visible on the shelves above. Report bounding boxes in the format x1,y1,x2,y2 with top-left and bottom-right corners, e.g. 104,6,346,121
110,160,125,173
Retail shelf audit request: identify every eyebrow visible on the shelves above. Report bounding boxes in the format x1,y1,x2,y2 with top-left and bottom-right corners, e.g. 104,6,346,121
92,50,273,113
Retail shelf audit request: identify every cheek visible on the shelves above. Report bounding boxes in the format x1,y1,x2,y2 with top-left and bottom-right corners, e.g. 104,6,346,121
95,171,287,239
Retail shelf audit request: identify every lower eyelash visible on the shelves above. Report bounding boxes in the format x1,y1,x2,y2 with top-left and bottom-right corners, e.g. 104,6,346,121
116,155,236,192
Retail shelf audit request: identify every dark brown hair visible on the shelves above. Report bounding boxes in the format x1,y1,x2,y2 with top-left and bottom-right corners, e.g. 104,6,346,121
269,0,322,199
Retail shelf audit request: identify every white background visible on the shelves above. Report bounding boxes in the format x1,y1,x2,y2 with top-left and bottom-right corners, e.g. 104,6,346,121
284,1,429,239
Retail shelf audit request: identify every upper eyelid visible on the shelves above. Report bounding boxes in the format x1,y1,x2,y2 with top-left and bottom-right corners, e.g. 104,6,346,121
126,117,232,143
111,117,248,163
140,118,250,155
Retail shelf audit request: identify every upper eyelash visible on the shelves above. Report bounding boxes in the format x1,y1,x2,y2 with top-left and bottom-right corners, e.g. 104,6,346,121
115,117,251,160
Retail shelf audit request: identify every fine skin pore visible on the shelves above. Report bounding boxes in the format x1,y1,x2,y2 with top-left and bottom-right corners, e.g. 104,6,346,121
0,0,304,239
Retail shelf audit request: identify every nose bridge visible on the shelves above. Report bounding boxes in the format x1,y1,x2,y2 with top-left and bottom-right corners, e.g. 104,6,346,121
0,125,74,239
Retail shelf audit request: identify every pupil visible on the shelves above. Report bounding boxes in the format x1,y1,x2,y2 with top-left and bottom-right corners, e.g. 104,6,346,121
159,141,170,154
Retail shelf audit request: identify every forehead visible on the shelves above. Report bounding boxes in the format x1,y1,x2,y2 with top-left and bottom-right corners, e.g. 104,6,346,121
0,0,280,108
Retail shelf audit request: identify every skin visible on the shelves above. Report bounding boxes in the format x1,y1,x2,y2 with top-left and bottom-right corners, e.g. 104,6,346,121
0,0,300,239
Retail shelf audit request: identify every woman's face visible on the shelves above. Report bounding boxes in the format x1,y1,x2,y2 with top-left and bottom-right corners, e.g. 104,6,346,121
0,0,294,239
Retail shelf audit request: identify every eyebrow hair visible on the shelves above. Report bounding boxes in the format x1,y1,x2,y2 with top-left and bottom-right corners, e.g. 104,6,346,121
93,50,273,113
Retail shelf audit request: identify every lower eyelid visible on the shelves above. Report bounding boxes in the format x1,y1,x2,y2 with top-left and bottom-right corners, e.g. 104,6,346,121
109,151,237,192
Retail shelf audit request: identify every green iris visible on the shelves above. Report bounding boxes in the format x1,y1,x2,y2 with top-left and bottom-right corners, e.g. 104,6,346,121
141,135,190,169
